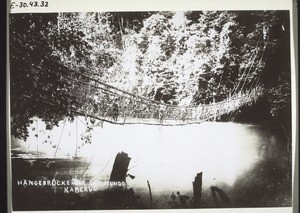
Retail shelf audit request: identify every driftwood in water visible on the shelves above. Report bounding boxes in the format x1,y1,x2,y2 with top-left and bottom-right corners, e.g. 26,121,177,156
193,172,202,207
110,152,131,182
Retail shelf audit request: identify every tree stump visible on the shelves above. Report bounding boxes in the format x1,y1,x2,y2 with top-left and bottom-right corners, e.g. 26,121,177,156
110,152,131,183
193,172,202,207
105,152,132,207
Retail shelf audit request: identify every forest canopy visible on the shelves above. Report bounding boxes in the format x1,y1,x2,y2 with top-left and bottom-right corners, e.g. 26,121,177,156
9,11,291,140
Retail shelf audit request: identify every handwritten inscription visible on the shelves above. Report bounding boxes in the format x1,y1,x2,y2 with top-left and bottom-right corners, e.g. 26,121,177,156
10,1,49,9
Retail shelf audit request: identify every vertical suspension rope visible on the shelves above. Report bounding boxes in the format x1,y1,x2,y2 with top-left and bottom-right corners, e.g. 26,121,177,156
231,36,262,96
75,117,78,158
249,42,268,91
239,54,258,92
53,118,67,158
73,116,79,176
79,115,103,178
36,118,39,158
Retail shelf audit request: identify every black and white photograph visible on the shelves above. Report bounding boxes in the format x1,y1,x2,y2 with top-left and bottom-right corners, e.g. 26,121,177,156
8,3,295,211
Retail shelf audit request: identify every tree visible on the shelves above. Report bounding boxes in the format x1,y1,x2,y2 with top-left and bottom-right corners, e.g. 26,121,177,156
10,11,291,140
133,11,239,105
10,13,88,140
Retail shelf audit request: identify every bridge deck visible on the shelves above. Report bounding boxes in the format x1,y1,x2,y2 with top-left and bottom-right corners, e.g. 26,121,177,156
73,86,264,126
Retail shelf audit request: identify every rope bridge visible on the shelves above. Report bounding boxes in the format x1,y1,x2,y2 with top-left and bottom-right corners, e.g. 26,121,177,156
65,35,267,126
67,70,264,126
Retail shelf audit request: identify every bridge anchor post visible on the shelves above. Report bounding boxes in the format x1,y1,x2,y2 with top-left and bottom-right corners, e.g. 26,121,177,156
193,172,203,208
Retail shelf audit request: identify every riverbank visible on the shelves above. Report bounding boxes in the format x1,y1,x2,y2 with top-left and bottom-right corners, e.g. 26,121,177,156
10,120,292,210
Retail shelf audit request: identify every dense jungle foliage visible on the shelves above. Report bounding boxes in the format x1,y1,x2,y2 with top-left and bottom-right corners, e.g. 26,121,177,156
9,11,291,140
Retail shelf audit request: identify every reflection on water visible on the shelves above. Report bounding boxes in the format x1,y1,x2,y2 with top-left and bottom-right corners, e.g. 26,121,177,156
87,122,266,191
11,119,292,208
87,122,290,194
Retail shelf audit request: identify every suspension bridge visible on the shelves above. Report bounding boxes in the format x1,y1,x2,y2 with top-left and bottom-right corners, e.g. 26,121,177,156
24,40,267,175
66,69,264,126
28,33,268,127
62,35,267,126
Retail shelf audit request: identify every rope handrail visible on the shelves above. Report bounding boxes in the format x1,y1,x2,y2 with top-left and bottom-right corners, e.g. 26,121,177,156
28,62,265,126
59,66,179,108
72,84,264,125
66,70,264,110
22,84,264,126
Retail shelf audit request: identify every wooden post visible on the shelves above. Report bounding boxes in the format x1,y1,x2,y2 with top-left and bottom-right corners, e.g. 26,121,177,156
193,172,202,208
104,152,131,207
147,180,153,208
110,152,131,183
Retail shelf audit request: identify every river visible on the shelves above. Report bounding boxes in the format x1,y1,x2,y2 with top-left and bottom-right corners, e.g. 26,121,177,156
11,118,292,209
